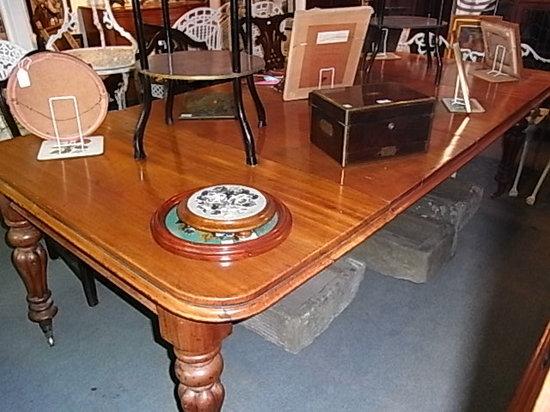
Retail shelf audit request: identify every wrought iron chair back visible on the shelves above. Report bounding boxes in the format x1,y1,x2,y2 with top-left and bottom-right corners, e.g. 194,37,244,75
172,7,223,51
0,40,28,138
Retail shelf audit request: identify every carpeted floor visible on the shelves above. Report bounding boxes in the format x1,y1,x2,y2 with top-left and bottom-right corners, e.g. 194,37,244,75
0,154,549,412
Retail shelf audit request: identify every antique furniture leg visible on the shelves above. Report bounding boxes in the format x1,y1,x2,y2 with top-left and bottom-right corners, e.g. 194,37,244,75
165,80,175,126
132,0,151,159
0,196,58,346
133,74,153,160
114,72,130,111
44,236,60,260
157,307,232,412
231,0,257,166
44,236,98,306
363,25,382,83
526,157,550,206
233,78,257,165
241,0,265,128
434,1,444,86
78,260,99,307
424,29,432,68
493,118,529,198
509,123,536,197
245,76,266,127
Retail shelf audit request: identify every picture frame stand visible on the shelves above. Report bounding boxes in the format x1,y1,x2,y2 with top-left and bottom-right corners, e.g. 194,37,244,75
442,43,485,114
37,96,104,161
318,67,336,89
442,74,485,113
487,44,508,77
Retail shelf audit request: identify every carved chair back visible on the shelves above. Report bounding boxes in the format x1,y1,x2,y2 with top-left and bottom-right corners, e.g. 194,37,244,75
241,13,291,70
248,1,284,57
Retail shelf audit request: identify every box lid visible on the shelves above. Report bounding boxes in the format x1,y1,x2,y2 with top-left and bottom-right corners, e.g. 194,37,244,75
309,82,435,124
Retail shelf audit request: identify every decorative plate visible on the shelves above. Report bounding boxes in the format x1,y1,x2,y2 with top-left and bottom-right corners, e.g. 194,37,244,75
6,51,109,141
151,188,292,261
177,184,277,233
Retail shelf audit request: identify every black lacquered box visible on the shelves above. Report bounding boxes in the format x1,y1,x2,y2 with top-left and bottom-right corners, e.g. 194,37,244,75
309,83,435,167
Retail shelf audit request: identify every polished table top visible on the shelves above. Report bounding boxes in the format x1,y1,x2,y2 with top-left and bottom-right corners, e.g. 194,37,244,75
0,54,549,324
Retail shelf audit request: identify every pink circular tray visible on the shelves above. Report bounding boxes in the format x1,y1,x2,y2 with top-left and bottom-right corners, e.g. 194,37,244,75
6,51,109,141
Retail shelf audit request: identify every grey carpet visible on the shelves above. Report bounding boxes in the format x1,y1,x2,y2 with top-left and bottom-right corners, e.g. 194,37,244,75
0,155,549,412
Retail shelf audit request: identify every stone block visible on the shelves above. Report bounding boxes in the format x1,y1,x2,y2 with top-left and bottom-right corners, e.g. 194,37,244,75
242,257,365,354
410,179,484,231
351,212,454,283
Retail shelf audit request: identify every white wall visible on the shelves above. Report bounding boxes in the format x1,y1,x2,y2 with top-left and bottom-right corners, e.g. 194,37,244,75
0,0,36,50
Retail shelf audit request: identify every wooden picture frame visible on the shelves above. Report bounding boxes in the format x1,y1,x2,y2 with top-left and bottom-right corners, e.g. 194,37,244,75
26,0,65,33
473,20,523,82
446,14,503,59
282,6,373,101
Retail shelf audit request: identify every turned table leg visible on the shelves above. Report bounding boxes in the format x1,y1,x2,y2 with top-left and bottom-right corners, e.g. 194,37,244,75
158,307,232,412
0,196,58,346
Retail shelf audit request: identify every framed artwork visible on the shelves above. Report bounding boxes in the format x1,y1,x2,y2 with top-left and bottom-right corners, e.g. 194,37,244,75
472,20,523,82
282,6,373,101
446,14,503,59
25,0,65,32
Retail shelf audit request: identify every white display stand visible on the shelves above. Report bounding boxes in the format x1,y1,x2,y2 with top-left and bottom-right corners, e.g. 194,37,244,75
37,96,104,161
442,43,485,114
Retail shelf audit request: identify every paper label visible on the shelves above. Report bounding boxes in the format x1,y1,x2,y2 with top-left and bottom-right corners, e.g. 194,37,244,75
17,68,31,88
316,30,350,45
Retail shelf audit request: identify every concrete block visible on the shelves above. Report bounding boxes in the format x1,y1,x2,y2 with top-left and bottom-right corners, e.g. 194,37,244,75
351,212,454,283
242,257,365,354
410,179,484,231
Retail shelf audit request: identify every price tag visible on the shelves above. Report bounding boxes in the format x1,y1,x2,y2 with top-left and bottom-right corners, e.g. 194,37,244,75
17,68,31,88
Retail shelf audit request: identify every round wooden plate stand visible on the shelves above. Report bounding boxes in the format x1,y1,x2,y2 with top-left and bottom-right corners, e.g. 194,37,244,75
151,184,292,261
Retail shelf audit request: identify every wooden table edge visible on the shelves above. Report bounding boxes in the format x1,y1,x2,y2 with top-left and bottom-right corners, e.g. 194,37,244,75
2,83,548,324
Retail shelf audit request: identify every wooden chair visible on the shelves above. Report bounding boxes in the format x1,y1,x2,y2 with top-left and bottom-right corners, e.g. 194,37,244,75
249,0,284,58
0,40,27,138
241,13,292,71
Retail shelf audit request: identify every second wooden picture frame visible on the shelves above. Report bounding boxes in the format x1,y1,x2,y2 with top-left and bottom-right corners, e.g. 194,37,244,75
473,20,523,82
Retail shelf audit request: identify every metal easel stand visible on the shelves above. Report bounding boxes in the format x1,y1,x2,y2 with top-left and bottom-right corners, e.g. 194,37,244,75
37,96,104,161
487,44,508,78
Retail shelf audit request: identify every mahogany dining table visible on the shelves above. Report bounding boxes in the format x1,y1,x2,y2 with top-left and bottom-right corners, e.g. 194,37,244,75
0,54,549,411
